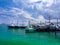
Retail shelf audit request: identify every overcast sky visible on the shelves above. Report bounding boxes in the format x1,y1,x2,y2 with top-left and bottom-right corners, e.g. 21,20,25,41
0,0,60,24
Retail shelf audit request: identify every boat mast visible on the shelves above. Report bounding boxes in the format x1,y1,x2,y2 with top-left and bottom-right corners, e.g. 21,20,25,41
17,18,18,26
49,16,50,23
16,15,18,26
28,19,30,27
45,20,46,25
57,18,58,26
11,18,14,26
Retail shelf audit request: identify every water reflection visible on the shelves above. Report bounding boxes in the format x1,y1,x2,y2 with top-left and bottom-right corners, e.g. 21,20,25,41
5,26,60,41
8,28,26,35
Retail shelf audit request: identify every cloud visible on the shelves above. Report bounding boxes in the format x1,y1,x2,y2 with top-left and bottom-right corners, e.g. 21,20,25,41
42,0,54,7
26,0,40,3
0,7,60,24
0,7,32,18
13,0,59,19
13,0,55,9
37,15,46,22
0,7,36,24
0,0,60,24
0,7,47,24
44,9,59,18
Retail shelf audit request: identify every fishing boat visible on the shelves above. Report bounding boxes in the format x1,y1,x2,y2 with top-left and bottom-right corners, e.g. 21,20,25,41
8,17,27,29
8,23,20,28
35,16,60,32
8,24,27,29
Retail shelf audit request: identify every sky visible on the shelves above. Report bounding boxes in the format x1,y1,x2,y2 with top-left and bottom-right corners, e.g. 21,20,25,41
0,0,60,24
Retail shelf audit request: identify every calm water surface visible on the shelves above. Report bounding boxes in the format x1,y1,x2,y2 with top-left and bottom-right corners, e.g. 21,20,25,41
0,24,60,45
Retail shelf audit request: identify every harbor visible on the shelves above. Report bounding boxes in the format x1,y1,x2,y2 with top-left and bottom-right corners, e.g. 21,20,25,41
8,17,60,34
0,0,60,45
0,24,60,45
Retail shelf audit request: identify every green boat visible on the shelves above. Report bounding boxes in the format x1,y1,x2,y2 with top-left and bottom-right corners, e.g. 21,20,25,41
25,27,35,33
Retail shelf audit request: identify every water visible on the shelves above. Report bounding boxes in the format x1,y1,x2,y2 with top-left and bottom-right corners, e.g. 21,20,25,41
0,24,60,45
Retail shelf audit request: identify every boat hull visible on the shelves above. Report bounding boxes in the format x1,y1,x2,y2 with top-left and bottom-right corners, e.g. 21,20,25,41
8,26,26,29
